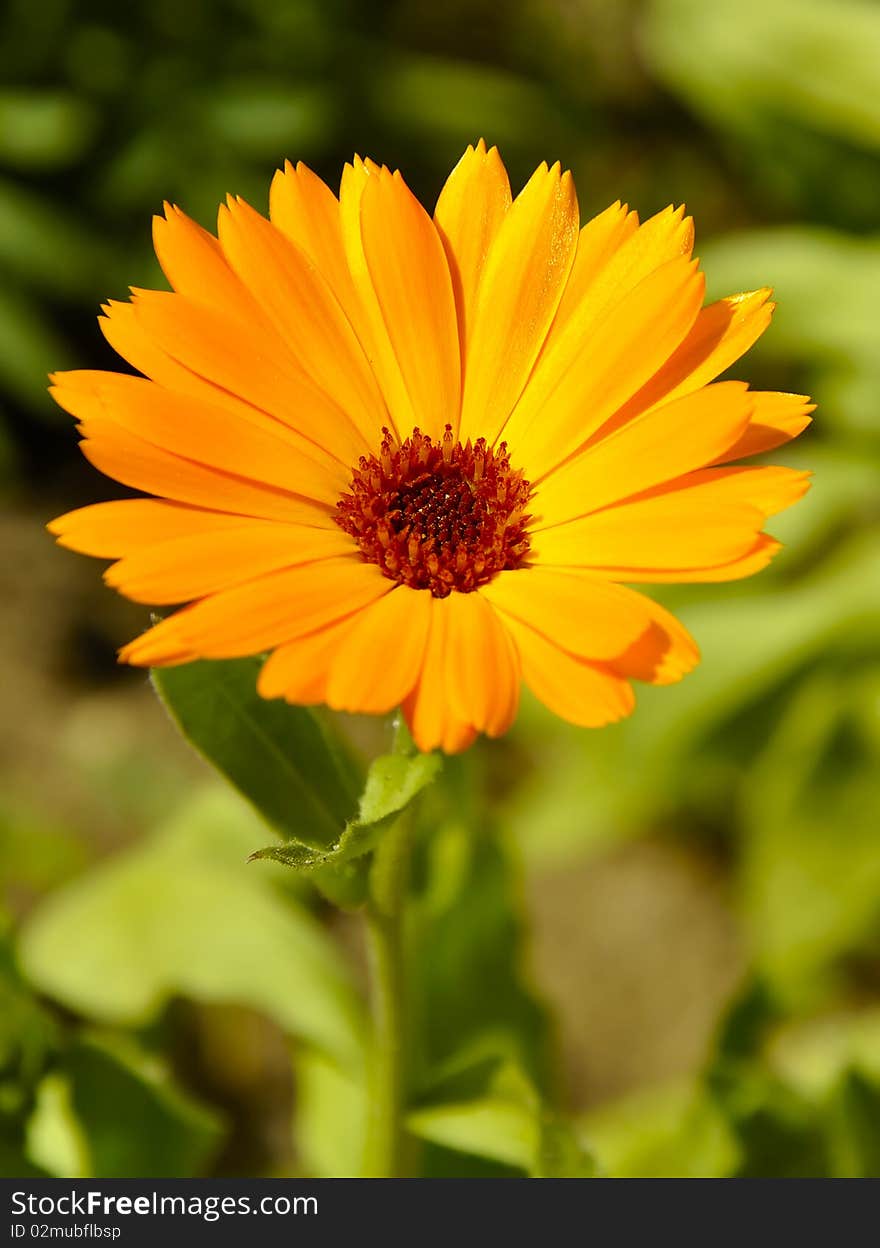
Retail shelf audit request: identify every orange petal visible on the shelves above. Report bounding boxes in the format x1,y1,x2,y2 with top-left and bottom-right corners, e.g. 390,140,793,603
339,159,424,438
47,499,278,557
534,380,752,526
326,585,431,714
218,196,386,448
105,523,353,604
269,160,361,326
607,597,700,686
257,614,360,705
481,568,652,660
101,299,219,394
119,557,392,665
52,372,344,504
715,391,814,463
356,166,461,439
533,203,693,367
401,596,478,754
78,425,329,526
458,161,579,444
643,464,812,516
548,201,640,339
433,140,512,366
607,288,774,429
153,204,258,313
507,256,706,480
499,613,636,728
445,592,521,737
129,290,365,466
592,535,783,584
99,300,352,469
533,497,766,571
534,463,809,573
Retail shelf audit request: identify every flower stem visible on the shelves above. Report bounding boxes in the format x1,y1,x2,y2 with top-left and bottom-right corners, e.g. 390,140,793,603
361,719,417,1178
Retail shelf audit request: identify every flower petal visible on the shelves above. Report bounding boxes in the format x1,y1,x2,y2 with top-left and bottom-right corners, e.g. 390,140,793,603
548,201,639,339
269,160,361,324
533,498,766,571
481,567,652,660
607,596,700,686
99,300,355,468
52,372,344,503
104,523,352,604
589,535,784,584
356,166,461,439
445,591,520,736
152,204,257,312
77,425,329,525
651,464,812,516
47,499,277,557
119,557,392,664
534,464,808,571
339,157,408,437
533,380,752,526
458,161,579,444
499,613,636,727
218,196,386,448
401,596,478,754
606,288,774,430
507,255,706,480
129,290,365,466
326,585,431,714
714,391,815,463
530,203,693,369
257,614,360,704
433,140,511,365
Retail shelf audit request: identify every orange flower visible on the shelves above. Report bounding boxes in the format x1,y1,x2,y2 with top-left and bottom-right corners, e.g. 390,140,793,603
48,142,812,753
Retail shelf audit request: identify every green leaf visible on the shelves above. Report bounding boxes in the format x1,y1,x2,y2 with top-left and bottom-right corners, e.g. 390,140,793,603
409,1054,598,1176
0,90,96,169
62,1035,223,1178
25,1073,89,1179
584,1079,741,1179
700,227,880,434
409,1055,538,1171
409,1095,537,1171
200,80,335,157
737,668,880,1004
17,787,366,1069
0,934,59,1108
707,1059,827,1177
151,657,361,850
643,0,880,151
0,926,59,1172
294,1049,366,1179
0,286,71,412
700,228,880,386
534,1118,601,1179
410,789,551,1087
0,179,119,298
825,1070,880,1178
250,750,442,870
0,1137,47,1179
510,532,880,867
770,1008,880,1099
374,53,570,153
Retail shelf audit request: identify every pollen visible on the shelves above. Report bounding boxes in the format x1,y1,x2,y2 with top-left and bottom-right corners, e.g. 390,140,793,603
336,425,533,597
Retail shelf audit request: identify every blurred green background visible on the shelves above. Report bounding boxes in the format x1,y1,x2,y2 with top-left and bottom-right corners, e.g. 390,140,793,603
2,0,880,1178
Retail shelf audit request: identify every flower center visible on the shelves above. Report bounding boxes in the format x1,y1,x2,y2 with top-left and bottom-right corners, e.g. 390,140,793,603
336,425,533,597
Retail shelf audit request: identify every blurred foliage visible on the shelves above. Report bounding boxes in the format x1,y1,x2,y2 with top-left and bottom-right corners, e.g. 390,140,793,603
2,0,879,1178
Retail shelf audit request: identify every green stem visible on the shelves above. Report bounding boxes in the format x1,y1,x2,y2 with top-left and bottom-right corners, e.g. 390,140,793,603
362,717,417,1178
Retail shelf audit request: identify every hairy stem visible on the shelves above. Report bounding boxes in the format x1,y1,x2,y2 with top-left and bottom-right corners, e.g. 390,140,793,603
361,718,417,1177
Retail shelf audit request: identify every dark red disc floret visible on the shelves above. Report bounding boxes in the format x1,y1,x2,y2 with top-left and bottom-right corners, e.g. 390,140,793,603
335,425,533,597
